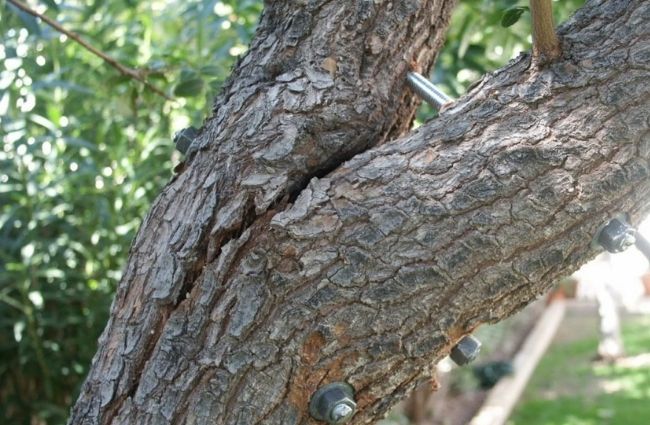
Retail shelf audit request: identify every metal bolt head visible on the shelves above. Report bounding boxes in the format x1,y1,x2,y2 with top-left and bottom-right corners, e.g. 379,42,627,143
173,126,198,154
450,335,482,366
309,382,356,424
597,218,636,253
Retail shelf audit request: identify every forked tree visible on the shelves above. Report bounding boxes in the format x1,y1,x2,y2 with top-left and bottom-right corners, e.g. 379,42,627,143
69,0,649,423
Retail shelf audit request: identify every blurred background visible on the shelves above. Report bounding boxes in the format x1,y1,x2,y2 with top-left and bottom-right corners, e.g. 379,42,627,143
4,1,648,425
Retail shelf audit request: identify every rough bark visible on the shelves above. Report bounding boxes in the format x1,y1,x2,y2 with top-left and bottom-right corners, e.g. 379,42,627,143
70,0,650,424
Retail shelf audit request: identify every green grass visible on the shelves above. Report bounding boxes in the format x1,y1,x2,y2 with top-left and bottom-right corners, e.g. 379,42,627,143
508,315,650,425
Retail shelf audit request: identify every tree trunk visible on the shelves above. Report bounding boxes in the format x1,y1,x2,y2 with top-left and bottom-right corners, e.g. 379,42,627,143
70,0,650,424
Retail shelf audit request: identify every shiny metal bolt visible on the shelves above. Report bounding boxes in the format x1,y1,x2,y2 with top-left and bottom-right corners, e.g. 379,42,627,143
405,71,454,110
450,335,482,366
597,217,636,253
330,403,354,423
309,382,357,424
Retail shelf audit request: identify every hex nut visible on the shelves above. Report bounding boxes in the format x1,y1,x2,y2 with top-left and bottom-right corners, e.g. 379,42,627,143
309,382,357,424
450,335,482,366
173,126,198,154
597,218,636,253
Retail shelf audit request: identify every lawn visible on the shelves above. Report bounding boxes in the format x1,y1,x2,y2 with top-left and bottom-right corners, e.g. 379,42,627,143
508,312,650,425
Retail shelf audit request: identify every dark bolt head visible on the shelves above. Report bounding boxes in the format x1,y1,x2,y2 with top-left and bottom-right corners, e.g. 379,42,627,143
173,126,199,154
450,335,482,366
597,218,636,253
309,382,356,424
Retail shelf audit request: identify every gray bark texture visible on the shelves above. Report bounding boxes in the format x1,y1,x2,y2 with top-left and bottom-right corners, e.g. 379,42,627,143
70,0,650,424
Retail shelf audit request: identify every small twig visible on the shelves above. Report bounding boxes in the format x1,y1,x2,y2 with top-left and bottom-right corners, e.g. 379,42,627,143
530,0,561,63
7,0,173,101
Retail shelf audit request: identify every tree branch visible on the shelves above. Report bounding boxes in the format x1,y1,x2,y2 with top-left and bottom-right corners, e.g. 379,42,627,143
530,0,561,62
7,0,173,101
70,0,459,422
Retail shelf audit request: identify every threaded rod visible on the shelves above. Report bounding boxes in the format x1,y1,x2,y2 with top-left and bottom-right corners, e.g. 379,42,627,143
405,72,453,110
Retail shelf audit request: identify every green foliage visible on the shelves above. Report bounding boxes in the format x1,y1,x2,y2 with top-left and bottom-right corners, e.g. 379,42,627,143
0,0,585,424
0,1,261,424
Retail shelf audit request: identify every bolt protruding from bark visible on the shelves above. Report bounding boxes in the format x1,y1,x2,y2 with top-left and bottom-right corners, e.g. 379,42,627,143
405,72,453,110
309,382,357,424
173,126,199,154
450,335,482,366
597,218,636,253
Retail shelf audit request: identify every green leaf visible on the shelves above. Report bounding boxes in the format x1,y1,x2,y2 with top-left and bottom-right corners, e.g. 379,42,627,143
199,65,222,76
179,68,199,80
173,78,204,97
501,7,529,28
